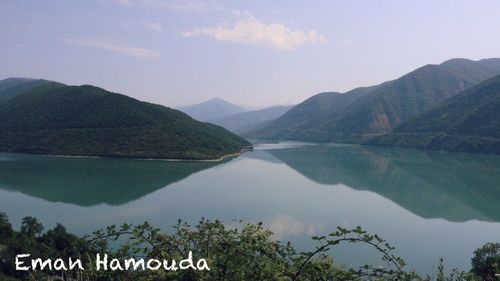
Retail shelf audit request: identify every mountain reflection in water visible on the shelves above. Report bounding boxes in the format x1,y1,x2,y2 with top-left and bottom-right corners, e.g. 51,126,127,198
0,154,221,206
263,144,500,222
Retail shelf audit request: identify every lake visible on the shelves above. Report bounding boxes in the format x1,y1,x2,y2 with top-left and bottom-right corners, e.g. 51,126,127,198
1,142,500,274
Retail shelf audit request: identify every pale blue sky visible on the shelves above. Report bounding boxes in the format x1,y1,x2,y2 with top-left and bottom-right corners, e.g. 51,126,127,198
1,0,500,107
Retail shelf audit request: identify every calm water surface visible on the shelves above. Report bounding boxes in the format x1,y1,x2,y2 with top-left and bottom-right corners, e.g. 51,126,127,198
1,142,500,273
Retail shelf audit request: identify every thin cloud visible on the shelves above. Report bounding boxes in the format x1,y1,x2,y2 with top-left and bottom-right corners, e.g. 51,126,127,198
115,0,133,6
146,21,162,32
63,38,161,58
113,0,218,13
183,11,326,50
169,0,213,12
342,38,353,46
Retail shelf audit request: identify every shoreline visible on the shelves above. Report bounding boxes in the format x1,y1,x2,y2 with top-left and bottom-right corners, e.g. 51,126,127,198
0,147,254,163
199,147,253,162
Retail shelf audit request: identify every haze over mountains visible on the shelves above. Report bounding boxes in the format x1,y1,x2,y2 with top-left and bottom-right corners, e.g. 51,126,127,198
177,98,247,121
0,78,53,103
177,98,294,134
245,58,500,154
244,87,378,139
0,78,250,160
3,57,500,157
209,105,294,134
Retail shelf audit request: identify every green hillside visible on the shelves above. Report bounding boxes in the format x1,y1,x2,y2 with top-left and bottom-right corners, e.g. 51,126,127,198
0,78,53,103
248,58,500,142
0,82,251,160
245,86,376,139
369,75,500,154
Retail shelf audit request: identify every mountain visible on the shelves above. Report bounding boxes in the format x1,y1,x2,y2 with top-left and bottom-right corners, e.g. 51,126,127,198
248,58,500,142
369,74,500,154
209,105,293,134
245,87,379,139
0,81,251,160
0,77,52,103
177,98,247,121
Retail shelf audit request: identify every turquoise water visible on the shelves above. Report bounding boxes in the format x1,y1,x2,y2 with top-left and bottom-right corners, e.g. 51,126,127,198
1,142,500,273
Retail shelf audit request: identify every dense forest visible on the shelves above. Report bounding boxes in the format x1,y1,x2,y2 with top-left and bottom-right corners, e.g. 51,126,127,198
369,75,500,154
0,79,251,160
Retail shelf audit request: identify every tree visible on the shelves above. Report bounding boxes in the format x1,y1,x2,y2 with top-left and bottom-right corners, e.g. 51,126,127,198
20,216,44,238
471,242,500,281
0,212,13,241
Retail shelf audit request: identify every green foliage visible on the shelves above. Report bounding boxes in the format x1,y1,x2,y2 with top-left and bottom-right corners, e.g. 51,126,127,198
20,217,44,238
0,83,251,160
0,213,13,239
0,213,96,280
88,220,414,280
471,243,500,281
1,212,496,281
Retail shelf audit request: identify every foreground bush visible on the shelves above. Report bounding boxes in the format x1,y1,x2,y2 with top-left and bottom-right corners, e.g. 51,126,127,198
0,212,498,281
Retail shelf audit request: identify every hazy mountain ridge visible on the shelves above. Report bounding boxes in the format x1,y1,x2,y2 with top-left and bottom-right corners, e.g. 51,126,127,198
244,86,379,139
0,78,250,160
209,105,293,134
177,97,247,121
0,77,54,103
247,58,500,143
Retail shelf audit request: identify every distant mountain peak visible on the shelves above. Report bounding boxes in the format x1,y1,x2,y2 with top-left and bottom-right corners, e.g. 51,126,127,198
440,58,474,65
0,77,59,103
3,77,37,82
178,97,247,121
208,97,227,102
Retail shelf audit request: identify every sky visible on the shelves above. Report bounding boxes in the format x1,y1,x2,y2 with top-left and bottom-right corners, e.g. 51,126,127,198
1,0,500,108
